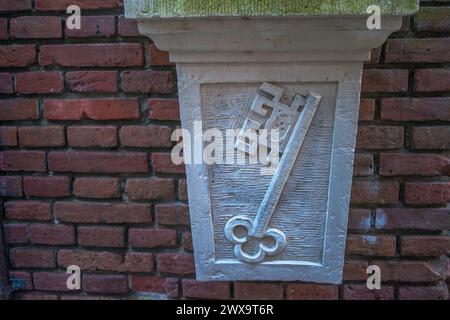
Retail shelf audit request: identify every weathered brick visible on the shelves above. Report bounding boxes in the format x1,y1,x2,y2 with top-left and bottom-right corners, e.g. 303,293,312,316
18,126,65,147
129,228,177,248
9,271,33,290
40,44,143,67
74,177,120,199
385,38,450,63
375,208,450,231
182,280,230,300
356,126,404,149
156,203,190,226
346,234,396,257
83,274,128,294
0,151,46,172
120,125,172,148
24,176,71,198
149,43,173,66
33,272,73,292
351,181,399,205
182,231,193,251
44,98,139,121
343,285,394,300
16,71,64,94
58,249,123,271
48,151,148,173
0,176,22,197
11,16,61,39
411,126,450,150
0,99,38,121
347,209,371,232
379,153,450,176
362,69,409,93
287,283,338,300
66,71,118,93
404,182,449,205
152,152,185,174
0,45,35,67
401,236,450,257
68,126,117,148
121,71,174,93
78,226,125,248
131,276,178,298
29,224,75,245
0,73,13,93
0,0,31,11
399,284,449,300
414,69,450,92
359,99,375,121
16,292,57,300
0,18,7,40
121,253,154,273
381,98,450,121
157,253,195,276
353,154,373,176
35,0,119,11
125,178,175,200
66,16,115,38
118,15,140,37
178,179,188,200
343,260,369,281
4,224,29,244
55,201,151,224
5,201,51,221
415,7,450,32
10,248,55,268
0,126,17,146
148,99,180,121
373,260,446,282
235,282,283,300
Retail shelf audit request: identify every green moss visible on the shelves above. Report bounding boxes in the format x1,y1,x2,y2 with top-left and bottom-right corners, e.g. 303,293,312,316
416,7,450,23
126,0,419,19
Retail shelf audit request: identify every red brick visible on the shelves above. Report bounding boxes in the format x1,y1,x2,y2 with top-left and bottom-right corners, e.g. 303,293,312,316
66,16,115,38
78,226,124,248
0,99,38,121
29,224,75,245
343,260,369,281
83,274,128,294
24,176,71,198
40,44,143,67
178,179,188,200
4,224,29,244
149,43,173,66
235,282,283,300
11,16,61,39
156,203,190,226
404,182,449,205
375,208,450,231
121,71,174,93
287,283,338,300
348,209,371,232
120,125,172,148
0,45,35,67
374,260,446,282
68,126,117,148
362,69,408,93
356,126,404,149
9,271,33,290
353,154,373,176
401,236,450,257
74,177,120,199
0,177,22,197
0,73,13,93
359,99,375,121
48,151,148,173
414,69,450,92
182,231,193,251
0,18,7,40
125,178,175,200
66,71,118,93
351,181,399,205
10,248,55,268
0,126,17,146
411,126,450,150
129,228,177,249
16,292,58,300
55,201,151,224
131,276,179,298
399,284,449,300
346,234,396,257
44,98,139,121
0,0,31,11
148,99,180,121
415,7,450,32
5,201,51,221
121,253,154,273
157,253,195,276
152,152,186,174
381,98,450,121
0,151,46,172
385,38,450,63
343,285,394,300
182,280,230,300
33,272,73,292
36,0,119,11
118,15,140,37
58,249,123,271
16,71,64,94
18,126,65,147
380,153,450,176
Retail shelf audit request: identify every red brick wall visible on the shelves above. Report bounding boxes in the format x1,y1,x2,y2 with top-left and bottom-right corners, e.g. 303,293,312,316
0,1,449,300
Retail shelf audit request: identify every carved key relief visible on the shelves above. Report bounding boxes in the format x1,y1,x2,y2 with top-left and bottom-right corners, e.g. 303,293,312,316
201,82,338,265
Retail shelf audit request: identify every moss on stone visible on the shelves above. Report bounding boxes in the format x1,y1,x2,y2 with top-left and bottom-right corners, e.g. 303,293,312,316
126,0,419,19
